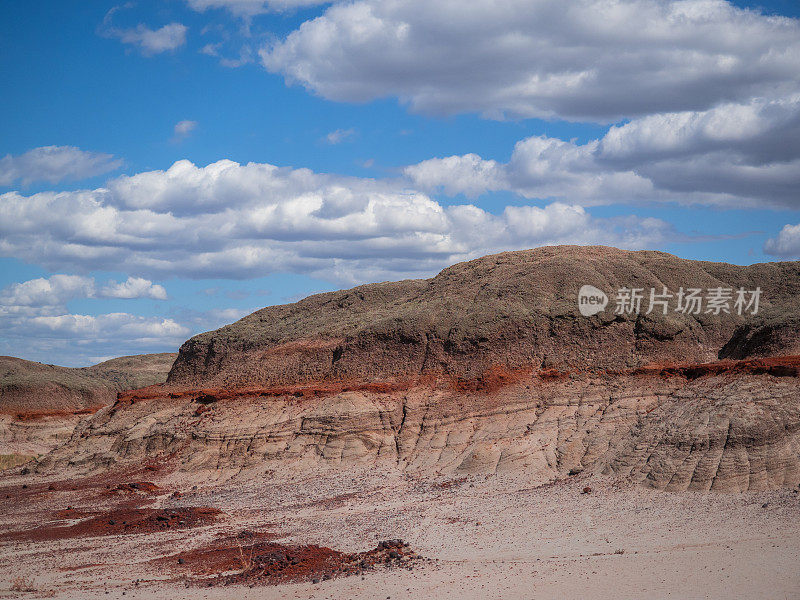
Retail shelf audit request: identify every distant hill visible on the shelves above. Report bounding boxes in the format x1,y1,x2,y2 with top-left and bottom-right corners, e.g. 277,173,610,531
0,353,177,415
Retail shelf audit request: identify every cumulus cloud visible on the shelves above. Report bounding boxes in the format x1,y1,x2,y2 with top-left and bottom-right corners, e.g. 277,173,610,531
27,313,188,343
0,159,678,285
0,275,183,366
0,275,95,316
0,146,122,187
262,0,800,122
405,154,503,198
764,224,800,258
100,277,168,300
117,23,188,54
187,0,329,16
406,96,800,208
0,275,168,315
0,312,190,367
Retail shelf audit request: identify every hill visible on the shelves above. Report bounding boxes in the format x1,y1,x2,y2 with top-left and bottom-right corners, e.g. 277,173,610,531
169,246,800,387
0,353,177,415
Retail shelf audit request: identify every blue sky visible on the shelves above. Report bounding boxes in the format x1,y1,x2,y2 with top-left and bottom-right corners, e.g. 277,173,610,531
1,0,799,366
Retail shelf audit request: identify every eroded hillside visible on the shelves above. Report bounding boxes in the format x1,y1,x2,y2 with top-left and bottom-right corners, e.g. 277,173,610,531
27,247,800,493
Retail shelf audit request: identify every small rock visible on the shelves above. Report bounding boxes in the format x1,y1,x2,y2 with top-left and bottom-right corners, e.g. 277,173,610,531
582,486,592,494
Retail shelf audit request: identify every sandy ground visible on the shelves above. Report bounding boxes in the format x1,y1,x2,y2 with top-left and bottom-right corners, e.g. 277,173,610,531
1,467,798,599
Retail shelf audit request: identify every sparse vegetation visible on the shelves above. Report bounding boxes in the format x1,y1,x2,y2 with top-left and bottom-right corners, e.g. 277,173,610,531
236,538,256,572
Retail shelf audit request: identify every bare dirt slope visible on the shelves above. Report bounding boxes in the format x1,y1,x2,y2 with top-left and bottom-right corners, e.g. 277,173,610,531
35,357,800,493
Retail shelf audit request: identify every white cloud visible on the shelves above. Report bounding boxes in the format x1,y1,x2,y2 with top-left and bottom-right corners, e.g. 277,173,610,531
11,312,190,366
0,159,678,285
261,0,800,122
173,120,199,141
0,316,186,367
118,23,188,54
28,313,189,342
101,7,187,56
219,46,255,68
0,275,95,315
764,224,800,258
187,0,329,17
0,275,168,315
324,128,355,145
0,146,122,186
406,153,504,198
200,42,221,56
405,96,800,208
0,274,182,366
100,277,168,300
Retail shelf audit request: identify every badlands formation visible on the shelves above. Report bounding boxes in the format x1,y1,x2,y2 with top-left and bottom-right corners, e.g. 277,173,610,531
1,246,799,599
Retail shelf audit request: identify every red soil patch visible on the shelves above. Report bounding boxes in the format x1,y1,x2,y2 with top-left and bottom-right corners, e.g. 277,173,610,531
629,355,800,379
172,536,419,586
537,368,569,381
59,563,105,572
434,476,468,489
53,506,92,519
451,365,533,393
9,406,102,420
116,379,419,407
1,506,221,542
109,356,800,413
100,481,161,496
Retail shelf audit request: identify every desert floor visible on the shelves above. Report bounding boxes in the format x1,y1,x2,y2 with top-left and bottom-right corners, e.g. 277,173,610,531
1,467,798,600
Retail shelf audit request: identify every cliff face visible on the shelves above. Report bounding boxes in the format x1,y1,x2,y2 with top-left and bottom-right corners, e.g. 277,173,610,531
40,359,800,492
168,246,800,388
